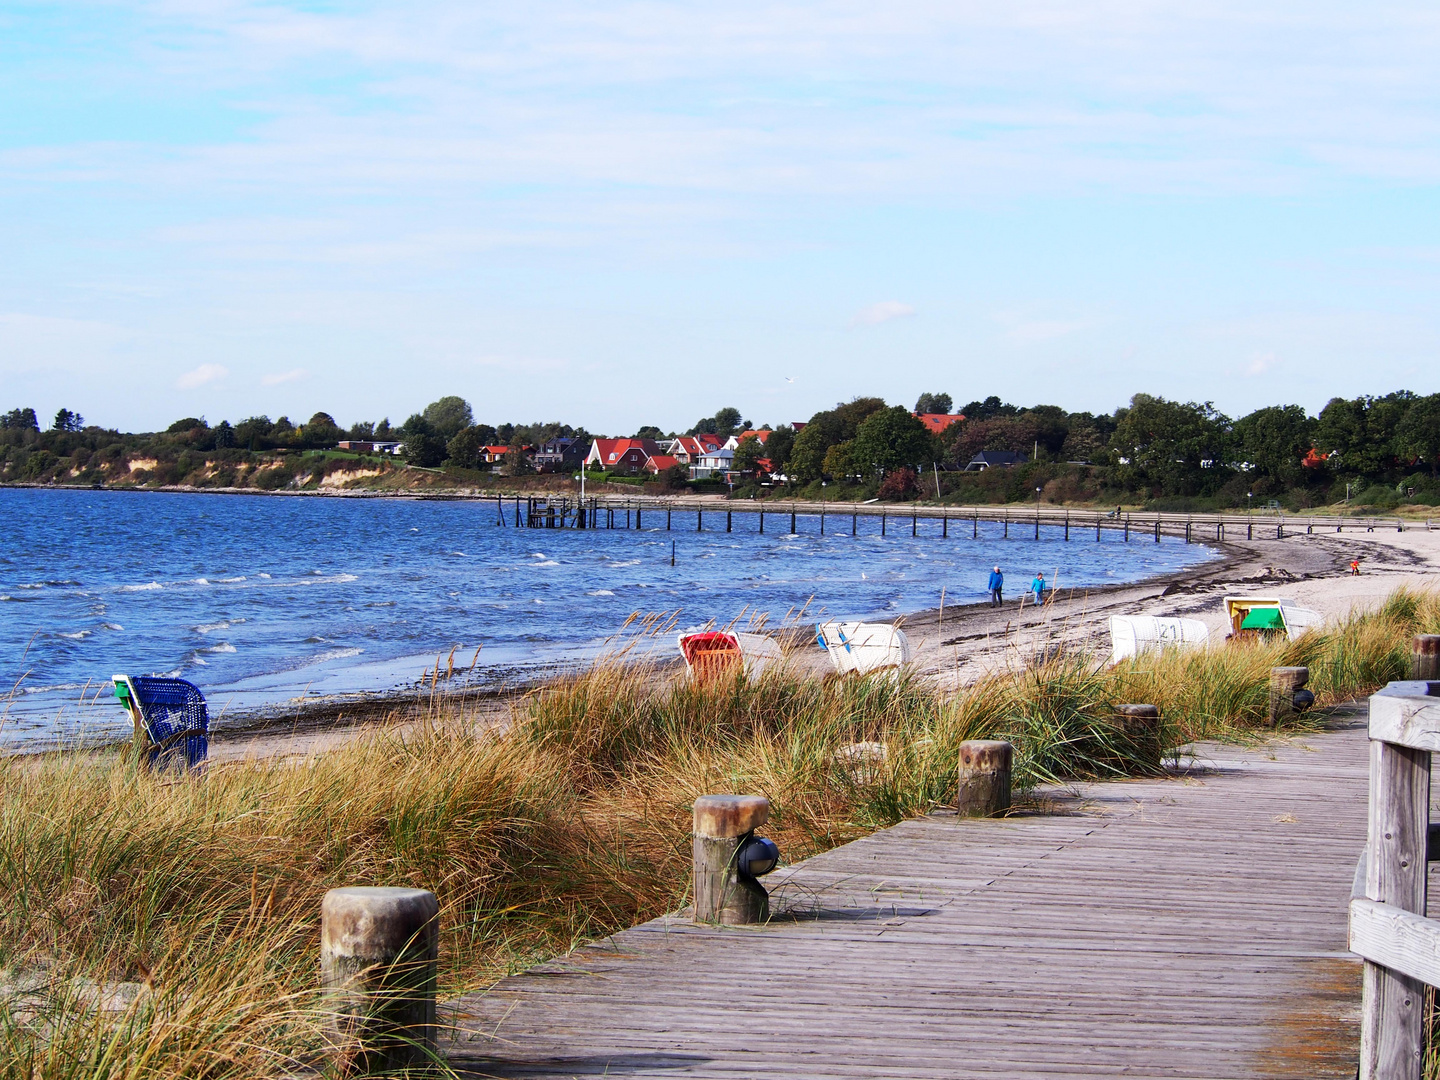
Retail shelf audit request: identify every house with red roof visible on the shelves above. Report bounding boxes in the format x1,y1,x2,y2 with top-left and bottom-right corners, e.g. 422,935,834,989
643,454,682,475
586,438,661,474
665,434,724,464
914,413,966,436
722,429,771,451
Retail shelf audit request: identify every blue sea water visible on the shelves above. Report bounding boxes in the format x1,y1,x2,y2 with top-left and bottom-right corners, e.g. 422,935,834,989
0,488,1218,746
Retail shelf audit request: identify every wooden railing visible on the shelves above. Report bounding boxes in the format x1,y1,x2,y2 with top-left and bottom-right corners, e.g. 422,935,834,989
1351,679,1440,1078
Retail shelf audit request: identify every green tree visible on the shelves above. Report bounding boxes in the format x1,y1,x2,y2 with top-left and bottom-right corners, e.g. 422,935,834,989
785,398,887,483
422,396,474,440
446,424,498,469
302,411,342,448
1396,394,1440,476
1108,395,1231,495
1231,405,1315,487
821,440,855,479
764,425,796,475
851,406,935,475
633,425,665,440
501,444,534,477
1315,392,1415,476
401,414,448,468
52,408,84,432
688,407,746,437
166,417,207,434
914,392,953,414
732,434,766,473
213,420,236,449
1,407,38,431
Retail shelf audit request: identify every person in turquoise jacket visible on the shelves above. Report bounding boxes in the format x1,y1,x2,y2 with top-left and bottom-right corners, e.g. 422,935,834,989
1031,572,1046,604
987,566,1003,606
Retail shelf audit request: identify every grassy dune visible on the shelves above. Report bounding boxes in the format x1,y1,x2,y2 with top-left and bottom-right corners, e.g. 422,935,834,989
1,588,1435,1077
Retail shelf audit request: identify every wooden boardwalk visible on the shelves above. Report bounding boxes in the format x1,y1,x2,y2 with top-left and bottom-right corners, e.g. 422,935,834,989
446,711,1372,1078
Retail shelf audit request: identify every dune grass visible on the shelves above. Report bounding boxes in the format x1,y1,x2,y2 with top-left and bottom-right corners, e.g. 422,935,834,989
2,587,1437,1076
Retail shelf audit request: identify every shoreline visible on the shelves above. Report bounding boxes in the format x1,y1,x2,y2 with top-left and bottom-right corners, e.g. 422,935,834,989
12,521,1437,765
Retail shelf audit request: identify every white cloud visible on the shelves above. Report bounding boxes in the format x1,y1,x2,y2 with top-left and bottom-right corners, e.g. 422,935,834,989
852,301,917,327
176,363,228,389
1246,351,1277,376
261,369,307,386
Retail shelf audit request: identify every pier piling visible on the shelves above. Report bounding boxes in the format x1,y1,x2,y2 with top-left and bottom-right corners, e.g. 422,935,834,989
320,886,438,1073
692,795,772,925
956,741,1013,817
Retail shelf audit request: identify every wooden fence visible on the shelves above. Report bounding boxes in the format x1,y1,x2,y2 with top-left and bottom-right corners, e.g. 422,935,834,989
1351,679,1440,1078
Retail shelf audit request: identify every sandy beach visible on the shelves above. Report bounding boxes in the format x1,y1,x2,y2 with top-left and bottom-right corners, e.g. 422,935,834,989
203,524,1438,764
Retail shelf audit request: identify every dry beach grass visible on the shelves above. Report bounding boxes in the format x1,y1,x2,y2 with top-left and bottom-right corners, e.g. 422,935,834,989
1,588,1437,1077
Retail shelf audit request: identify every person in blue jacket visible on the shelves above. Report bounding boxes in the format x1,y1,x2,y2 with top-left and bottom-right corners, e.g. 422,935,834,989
987,566,1003,606
1031,571,1046,604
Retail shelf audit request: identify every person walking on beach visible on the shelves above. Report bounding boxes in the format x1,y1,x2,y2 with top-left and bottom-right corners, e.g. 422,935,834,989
988,566,1004,606
1031,572,1046,605
1351,558,1361,576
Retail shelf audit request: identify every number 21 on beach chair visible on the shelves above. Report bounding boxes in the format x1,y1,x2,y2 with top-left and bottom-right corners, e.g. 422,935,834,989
112,674,210,772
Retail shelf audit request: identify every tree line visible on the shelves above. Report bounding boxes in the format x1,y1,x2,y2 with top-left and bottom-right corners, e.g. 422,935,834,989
3,389,1439,508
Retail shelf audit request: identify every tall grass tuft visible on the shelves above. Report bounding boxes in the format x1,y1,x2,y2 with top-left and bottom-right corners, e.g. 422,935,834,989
2,587,1437,1075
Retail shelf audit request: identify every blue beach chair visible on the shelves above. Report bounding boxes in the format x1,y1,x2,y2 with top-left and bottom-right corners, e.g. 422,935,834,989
113,674,209,771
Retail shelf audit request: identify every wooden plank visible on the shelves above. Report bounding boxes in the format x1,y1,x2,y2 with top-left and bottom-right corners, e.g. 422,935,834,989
1351,898,1440,988
1367,683,1440,751
445,722,1369,1079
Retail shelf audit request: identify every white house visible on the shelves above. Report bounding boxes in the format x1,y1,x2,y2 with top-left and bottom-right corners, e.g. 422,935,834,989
692,446,734,479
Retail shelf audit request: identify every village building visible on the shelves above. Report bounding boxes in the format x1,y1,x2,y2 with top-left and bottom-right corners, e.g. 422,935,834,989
586,438,661,474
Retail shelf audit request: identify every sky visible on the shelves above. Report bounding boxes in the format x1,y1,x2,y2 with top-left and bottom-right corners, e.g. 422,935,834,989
3,2,1440,435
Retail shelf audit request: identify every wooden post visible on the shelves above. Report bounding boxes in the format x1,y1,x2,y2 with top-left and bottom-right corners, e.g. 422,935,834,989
1124,517,1129,541
1412,636,1440,680
956,740,1012,817
882,513,886,536
636,505,641,528
697,509,702,531
1114,704,1162,771
1064,512,1069,541
1154,517,1160,542
912,511,917,537
1268,666,1310,727
853,512,858,536
1360,729,1431,1079
726,510,732,533
820,508,825,535
791,506,797,534
667,508,671,530
692,795,771,925
759,508,764,534
973,514,978,539
320,886,439,1073
1003,513,1008,538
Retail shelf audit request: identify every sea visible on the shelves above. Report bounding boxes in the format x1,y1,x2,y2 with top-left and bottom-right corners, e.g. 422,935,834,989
0,487,1219,747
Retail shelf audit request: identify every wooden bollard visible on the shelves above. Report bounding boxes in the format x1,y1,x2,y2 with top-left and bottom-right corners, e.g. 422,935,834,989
320,886,439,1072
956,740,1012,817
1413,635,1440,680
693,794,770,925
1268,666,1311,727
1114,704,1162,770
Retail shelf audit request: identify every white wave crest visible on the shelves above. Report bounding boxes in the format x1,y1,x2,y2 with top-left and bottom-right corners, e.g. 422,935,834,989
533,560,560,567
58,630,92,640
202,643,237,654
120,582,162,592
194,622,230,634
587,589,615,596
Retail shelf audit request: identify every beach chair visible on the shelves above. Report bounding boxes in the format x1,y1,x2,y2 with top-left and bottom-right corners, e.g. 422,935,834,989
815,622,912,676
678,632,744,684
677,631,783,685
113,674,209,771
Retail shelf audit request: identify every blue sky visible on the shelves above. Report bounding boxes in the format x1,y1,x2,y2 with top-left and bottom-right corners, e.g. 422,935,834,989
3,1,1440,433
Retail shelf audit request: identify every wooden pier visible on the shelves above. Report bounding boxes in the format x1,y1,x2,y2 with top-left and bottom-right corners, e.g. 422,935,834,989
446,710,1372,1078
489,492,1427,542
